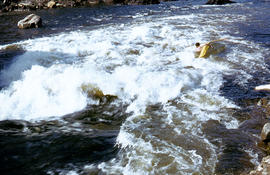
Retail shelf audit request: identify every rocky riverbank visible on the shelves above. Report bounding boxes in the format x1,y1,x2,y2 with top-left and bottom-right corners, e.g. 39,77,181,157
0,0,160,12
244,96,270,175
0,0,237,13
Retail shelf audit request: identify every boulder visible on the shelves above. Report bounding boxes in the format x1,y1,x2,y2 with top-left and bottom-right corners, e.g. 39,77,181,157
18,1,37,9
85,0,100,6
0,0,19,12
255,84,270,91
17,14,42,29
206,0,235,5
47,1,56,8
261,123,270,142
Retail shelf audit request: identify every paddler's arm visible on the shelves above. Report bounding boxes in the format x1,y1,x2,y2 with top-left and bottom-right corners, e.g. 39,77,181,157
208,38,227,45
202,42,212,48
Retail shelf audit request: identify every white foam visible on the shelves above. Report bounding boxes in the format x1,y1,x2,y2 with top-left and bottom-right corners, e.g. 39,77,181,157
0,65,88,120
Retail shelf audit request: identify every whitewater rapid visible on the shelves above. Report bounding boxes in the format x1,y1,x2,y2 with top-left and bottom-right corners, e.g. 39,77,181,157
0,2,269,174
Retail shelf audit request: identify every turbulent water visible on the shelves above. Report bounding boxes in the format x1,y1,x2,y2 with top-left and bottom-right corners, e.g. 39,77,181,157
0,0,270,175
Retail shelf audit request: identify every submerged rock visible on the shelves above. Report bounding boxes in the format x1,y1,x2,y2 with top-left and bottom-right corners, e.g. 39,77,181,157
80,83,117,103
206,0,235,5
17,14,42,29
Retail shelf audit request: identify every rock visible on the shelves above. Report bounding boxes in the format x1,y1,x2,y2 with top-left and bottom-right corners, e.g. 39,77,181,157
261,123,270,142
17,14,42,29
124,0,160,5
103,0,114,5
0,0,19,12
206,0,235,5
47,1,56,8
85,0,100,6
56,3,64,7
255,84,270,91
80,83,117,103
0,120,26,131
2,0,12,6
248,156,270,175
18,1,37,10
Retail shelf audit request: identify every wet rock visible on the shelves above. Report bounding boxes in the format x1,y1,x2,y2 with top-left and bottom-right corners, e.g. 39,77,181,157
0,120,26,131
123,0,160,5
32,126,41,133
63,97,130,131
255,84,270,91
18,1,37,10
47,0,56,8
261,123,270,142
17,14,42,29
248,156,270,175
257,122,270,155
0,0,19,12
80,83,117,103
206,0,236,5
64,103,129,128
237,106,269,135
257,97,270,118
202,118,266,174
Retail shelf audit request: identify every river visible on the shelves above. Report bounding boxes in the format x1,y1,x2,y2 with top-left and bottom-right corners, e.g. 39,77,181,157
0,0,270,174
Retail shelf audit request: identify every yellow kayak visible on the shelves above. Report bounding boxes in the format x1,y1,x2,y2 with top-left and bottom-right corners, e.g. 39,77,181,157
199,45,210,58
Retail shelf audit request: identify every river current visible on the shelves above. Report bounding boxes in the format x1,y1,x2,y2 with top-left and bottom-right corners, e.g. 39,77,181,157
0,0,270,174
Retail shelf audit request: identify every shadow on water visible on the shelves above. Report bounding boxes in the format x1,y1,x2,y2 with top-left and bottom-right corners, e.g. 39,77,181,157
0,121,119,175
0,99,130,175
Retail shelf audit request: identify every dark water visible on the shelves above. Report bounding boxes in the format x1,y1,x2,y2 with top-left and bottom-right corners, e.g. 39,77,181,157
1,0,270,175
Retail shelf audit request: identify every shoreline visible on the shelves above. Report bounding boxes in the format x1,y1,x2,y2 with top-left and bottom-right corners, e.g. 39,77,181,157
0,0,162,13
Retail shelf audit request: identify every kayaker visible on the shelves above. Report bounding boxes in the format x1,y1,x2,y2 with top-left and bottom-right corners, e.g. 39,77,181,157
194,38,226,58
195,42,211,52
194,42,211,58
